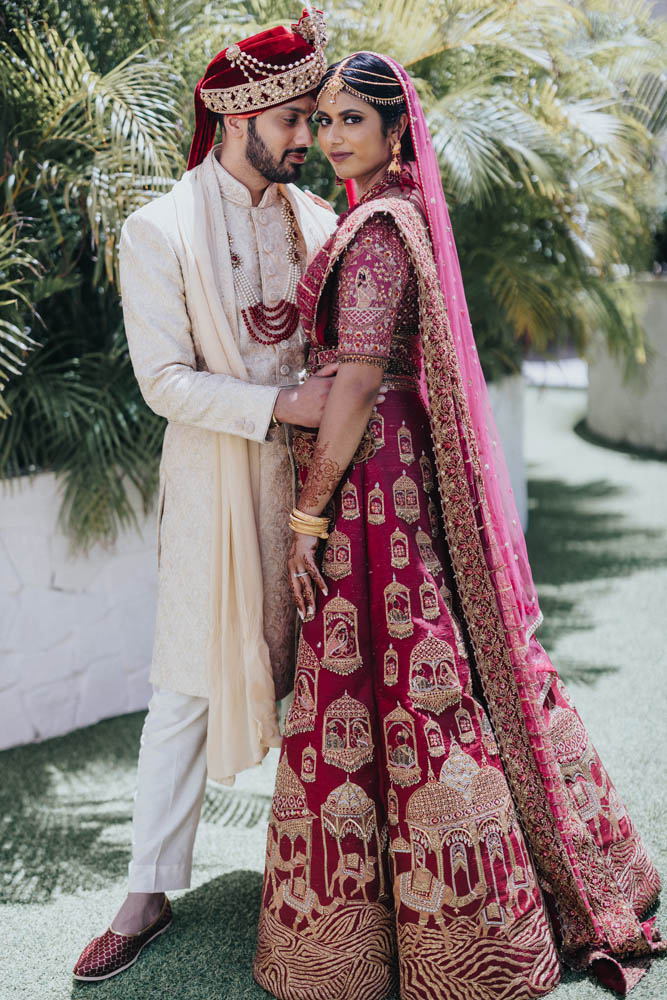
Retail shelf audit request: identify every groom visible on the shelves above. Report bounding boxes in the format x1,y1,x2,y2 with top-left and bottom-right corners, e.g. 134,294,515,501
73,9,342,982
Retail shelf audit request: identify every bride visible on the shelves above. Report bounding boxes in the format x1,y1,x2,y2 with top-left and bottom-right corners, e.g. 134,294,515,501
253,51,664,1000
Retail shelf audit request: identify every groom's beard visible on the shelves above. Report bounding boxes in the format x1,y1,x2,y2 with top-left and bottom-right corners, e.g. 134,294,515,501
246,119,307,183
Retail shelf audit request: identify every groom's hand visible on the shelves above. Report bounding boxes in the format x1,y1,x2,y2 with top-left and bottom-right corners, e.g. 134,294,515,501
273,363,338,427
274,363,386,427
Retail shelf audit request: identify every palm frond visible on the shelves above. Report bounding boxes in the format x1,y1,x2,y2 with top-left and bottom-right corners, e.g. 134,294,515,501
4,22,184,280
0,217,41,416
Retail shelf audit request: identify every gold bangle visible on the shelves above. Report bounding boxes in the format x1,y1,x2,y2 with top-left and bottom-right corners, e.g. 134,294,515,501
289,508,329,539
289,521,329,539
291,508,328,526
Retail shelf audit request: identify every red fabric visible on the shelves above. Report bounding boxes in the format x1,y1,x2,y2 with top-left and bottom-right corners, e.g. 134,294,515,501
255,204,665,997
187,11,320,169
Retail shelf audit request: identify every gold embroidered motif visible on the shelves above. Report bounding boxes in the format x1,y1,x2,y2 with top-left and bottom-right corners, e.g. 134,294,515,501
341,480,360,520
368,411,385,450
419,451,434,493
322,778,385,899
419,578,441,621
424,719,446,757
323,692,374,772
415,528,442,576
388,787,399,825
384,574,413,639
479,709,500,757
390,527,409,569
284,639,319,736
301,744,317,783
353,265,379,308
409,632,461,713
397,421,415,465
383,643,399,685
384,704,421,787
322,594,363,674
267,758,316,906
367,482,385,525
455,705,476,744
393,471,420,524
323,529,352,581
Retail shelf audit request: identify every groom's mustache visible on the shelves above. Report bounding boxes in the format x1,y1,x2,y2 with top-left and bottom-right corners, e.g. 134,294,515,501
282,147,309,160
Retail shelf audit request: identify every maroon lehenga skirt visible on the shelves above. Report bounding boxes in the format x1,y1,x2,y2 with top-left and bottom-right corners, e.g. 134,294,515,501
253,387,660,1000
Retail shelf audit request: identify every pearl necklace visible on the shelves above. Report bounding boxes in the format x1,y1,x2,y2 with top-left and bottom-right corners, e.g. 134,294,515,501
228,196,301,345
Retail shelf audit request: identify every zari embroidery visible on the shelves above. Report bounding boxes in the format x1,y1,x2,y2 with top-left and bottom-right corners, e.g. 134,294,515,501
341,480,360,520
419,578,441,621
419,452,434,492
390,527,409,569
384,575,413,639
384,704,421,787
323,529,352,581
323,692,374,772
322,594,363,674
368,411,385,450
367,482,385,525
409,633,461,713
415,528,442,576
301,744,317,783
383,644,399,685
397,422,415,465
393,471,420,524
284,639,319,736
424,719,446,757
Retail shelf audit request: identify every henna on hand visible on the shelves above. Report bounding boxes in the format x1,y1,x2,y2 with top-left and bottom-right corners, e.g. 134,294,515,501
298,440,344,511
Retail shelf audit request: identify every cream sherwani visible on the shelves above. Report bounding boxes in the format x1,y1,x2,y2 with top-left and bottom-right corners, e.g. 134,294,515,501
120,149,335,706
120,148,335,890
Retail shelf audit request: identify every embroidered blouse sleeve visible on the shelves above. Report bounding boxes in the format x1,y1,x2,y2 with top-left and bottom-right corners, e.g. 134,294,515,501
335,214,411,367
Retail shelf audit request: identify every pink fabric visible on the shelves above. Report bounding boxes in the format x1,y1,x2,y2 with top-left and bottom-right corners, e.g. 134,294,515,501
334,55,665,991
347,55,540,640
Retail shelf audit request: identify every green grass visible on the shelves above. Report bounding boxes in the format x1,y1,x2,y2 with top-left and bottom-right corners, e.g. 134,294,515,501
2,387,666,999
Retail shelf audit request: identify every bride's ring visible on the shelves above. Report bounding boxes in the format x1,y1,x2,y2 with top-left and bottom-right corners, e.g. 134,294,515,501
292,571,310,578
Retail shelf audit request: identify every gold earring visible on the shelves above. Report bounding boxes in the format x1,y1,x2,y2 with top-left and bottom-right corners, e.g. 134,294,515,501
387,139,402,177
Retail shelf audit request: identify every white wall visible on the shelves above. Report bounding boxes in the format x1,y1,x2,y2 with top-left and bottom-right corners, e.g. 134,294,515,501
0,473,156,750
587,277,667,455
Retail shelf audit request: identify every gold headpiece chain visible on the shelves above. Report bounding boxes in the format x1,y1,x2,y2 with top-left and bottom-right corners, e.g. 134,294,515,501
319,60,405,106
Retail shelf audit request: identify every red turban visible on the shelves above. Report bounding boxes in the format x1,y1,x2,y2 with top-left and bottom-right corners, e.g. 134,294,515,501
187,9,327,170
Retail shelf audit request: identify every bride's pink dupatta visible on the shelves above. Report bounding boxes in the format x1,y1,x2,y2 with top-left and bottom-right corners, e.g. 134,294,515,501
337,53,664,992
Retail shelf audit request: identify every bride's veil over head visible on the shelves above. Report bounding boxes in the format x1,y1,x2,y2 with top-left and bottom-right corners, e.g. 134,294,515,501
349,53,542,642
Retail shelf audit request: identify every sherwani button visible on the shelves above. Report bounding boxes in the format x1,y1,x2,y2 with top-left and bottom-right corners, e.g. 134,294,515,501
246,420,255,433
280,364,290,376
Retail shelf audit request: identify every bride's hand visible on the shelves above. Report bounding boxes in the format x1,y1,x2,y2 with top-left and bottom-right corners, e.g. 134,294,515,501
288,532,328,622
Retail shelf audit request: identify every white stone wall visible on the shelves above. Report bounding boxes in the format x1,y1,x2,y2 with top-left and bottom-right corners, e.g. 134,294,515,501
0,473,157,750
587,277,667,454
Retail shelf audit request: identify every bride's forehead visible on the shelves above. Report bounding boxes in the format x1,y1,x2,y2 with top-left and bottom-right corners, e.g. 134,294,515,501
316,91,371,116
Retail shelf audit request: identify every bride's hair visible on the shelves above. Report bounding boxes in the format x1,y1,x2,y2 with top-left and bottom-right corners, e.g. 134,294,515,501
317,52,415,162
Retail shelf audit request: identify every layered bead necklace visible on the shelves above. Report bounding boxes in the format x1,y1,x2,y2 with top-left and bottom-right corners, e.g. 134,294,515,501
227,196,301,345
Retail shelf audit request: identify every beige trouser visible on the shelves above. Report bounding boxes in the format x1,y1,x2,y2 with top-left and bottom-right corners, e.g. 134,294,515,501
127,687,209,893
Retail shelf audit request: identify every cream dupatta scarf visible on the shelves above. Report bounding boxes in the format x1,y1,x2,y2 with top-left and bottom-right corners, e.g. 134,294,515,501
172,151,333,783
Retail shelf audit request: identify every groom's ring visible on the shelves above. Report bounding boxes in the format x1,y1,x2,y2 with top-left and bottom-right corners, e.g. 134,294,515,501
293,571,310,578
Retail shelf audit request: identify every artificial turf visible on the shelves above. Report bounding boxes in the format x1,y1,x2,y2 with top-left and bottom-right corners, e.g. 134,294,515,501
2,386,666,1000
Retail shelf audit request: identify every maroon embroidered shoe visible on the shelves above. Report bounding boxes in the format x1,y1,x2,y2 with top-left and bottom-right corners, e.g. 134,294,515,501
73,897,172,981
